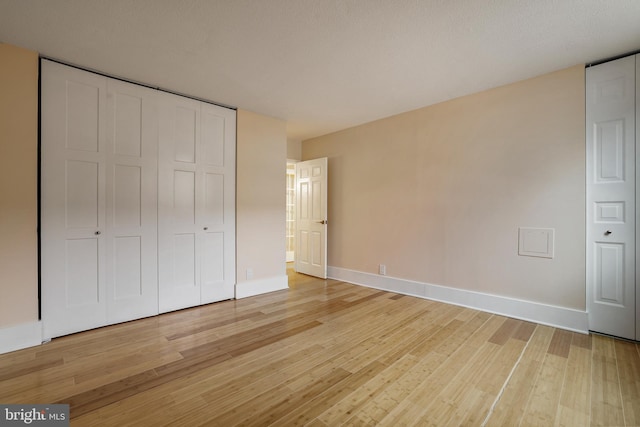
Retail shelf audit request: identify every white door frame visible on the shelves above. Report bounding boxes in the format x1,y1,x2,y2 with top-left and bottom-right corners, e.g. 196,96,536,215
286,160,297,263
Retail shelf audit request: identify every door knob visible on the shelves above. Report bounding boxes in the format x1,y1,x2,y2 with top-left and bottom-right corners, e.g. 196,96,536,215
315,220,327,225
95,231,101,235
204,227,208,231
604,230,612,236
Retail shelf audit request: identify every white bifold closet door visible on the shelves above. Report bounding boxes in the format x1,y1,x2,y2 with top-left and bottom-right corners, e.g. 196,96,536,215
41,60,158,339
157,93,236,313
42,60,236,338
586,54,638,341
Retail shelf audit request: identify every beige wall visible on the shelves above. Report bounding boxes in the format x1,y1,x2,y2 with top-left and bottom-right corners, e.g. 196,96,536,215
237,109,287,283
0,38,584,340
0,44,39,328
303,65,586,310
287,138,302,161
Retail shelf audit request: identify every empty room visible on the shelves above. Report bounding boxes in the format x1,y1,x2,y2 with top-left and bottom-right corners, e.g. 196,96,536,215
1,1,640,425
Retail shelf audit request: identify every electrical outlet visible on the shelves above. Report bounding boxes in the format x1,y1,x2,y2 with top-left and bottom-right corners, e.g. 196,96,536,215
246,268,253,280
379,264,386,276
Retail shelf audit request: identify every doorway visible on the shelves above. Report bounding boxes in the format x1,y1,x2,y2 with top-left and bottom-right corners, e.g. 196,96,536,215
286,161,297,263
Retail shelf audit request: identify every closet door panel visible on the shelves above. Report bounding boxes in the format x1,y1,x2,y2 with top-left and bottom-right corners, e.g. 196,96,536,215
113,92,142,157
200,103,235,304
173,233,197,287
174,170,197,224
65,160,100,228
41,60,107,339
202,232,225,285
113,165,141,227
158,96,235,310
586,55,636,340
158,95,202,312
201,110,225,166
174,106,197,163
65,80,100,152
105,80,158,323
114,236,142,299
204,173,224,225
65,238,100,306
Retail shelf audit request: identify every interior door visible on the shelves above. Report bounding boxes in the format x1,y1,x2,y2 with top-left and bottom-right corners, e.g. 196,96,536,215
42,61,161,338
105,80,158,323
199,102,236,304
158,94,202,312
41,60,108,338
586,55,636,340
158,94,236,312
295,158,328,278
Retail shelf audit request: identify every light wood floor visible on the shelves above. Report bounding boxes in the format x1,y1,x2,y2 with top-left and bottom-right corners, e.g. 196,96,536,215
1,271,639,426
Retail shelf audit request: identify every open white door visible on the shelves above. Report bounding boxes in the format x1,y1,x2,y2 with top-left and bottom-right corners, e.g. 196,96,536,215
586,55,636,340
295,158,328,278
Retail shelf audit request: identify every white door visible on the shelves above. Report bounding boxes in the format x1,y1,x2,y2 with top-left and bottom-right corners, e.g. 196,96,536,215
586,55,636,340
295,158,328,278
199,102,236,304
105,80,158,324
158,94,236,312
41,61,108,338
41,61,160,338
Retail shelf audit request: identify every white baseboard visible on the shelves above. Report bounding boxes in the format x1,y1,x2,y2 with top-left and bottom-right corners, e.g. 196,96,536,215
328,266,588,334
235,275,289,299
0,320,42,355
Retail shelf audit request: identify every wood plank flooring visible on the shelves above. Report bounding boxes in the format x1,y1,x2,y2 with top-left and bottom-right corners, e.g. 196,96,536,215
1,270,639,426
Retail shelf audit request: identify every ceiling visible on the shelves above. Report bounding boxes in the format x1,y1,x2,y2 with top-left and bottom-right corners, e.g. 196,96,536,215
1,1,639,141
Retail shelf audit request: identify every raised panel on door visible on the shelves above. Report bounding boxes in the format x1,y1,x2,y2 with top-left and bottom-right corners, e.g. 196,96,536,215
175,106,197,163
106,80,158,323
65,238,100,306
594,243,625,304
297,178,311,270
586,55,636,340
174,233,197,287
594,120,624,181
201,109,225,167
65,160,99,228
41,60,107,339
66,81,100,152
201,232,226,302
298,231,309,265
113,236,142,299
311,231,323,268
204,173,224,225
113,165,141,227
300,181,309,220
113,92,142,157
